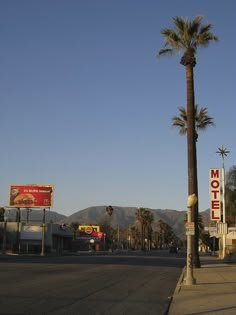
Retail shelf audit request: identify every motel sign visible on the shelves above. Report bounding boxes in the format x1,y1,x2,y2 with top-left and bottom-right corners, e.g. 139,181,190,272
209,168,221,221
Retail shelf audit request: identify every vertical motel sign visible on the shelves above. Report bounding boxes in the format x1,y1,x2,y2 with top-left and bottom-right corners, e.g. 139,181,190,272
209,168,221,221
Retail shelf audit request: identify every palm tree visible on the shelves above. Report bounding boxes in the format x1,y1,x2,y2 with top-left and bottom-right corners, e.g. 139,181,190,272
129,225,140,250
157,219,176,249
106,205,113,217
135,208,146,250
105,206,114,250
145,211,154,251
158,16,218,267
135,208,152,250
225,166,236,223
70,221,80,240
172,105,215,141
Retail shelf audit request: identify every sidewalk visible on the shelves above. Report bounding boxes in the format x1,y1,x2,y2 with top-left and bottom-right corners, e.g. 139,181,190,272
168,255,236,315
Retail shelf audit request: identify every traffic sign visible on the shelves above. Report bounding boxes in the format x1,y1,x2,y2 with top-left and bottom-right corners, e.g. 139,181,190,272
185,222,195,235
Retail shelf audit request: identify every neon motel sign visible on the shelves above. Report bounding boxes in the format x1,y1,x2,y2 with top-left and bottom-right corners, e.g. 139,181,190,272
209,168,221,221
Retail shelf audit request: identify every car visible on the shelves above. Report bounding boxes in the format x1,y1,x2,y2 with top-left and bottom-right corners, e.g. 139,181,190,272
169,246,178,253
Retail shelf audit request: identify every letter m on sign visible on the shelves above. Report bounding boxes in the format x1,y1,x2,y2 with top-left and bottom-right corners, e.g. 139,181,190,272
210,169,220,178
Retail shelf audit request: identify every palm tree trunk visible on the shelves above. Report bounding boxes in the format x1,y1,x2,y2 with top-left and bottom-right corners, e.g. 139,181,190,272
186,64,200,268
193,140,200,267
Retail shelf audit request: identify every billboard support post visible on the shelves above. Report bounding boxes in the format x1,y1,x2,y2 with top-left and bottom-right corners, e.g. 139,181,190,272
2,219,7,254
41,209,46,256
16,208,21,254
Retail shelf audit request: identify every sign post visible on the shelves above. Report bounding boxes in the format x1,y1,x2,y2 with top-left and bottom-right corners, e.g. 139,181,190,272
184,194,197,286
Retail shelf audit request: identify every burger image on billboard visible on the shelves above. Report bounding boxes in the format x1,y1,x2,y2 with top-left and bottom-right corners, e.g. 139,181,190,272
85,227,93,234
13,193,35,207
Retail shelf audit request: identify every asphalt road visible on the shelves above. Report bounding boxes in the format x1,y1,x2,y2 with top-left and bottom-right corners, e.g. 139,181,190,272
0,251,185,315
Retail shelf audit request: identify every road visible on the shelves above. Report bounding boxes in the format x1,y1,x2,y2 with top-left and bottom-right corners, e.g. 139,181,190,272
0,251,185,315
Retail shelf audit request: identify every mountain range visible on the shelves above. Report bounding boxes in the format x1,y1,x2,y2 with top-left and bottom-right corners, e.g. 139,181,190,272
62,206,210,238
5,206,210,239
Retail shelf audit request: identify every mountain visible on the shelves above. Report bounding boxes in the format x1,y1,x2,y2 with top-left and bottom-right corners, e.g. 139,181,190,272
4,206,210,239
60,206,210,238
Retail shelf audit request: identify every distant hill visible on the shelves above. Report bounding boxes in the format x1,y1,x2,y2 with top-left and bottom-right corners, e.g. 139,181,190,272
4,206,210,239
60,206,210,239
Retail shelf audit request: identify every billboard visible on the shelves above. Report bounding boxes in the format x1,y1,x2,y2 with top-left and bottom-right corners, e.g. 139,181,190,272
76,225,104,241
209,169,221,221
9,184,54,208
79,225,100,233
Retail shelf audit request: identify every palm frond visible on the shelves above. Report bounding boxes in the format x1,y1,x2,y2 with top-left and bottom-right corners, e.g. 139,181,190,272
157,48,174,59
159,15,218,54
172,104,215,138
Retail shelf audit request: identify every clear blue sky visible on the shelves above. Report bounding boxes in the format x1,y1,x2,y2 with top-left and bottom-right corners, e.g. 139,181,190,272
0,0,235,216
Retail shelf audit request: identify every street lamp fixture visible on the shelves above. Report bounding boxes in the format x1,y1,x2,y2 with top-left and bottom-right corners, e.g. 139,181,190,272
185,193,198,285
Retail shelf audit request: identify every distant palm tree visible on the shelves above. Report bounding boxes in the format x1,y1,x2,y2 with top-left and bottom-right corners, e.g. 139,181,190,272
172,105,215,141
135,208,154,250
70,221,80,240
106,205,113,217
157,219,175,249
158,16,218,268
105,206,114,250
135,208,149,250
225,166,236,222
129,225,140,250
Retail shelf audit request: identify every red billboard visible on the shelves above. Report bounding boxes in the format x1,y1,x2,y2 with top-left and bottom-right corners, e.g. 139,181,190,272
9,184,54,208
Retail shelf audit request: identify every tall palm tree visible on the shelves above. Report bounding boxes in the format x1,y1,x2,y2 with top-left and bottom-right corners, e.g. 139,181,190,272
135,207,146,250
129,225,140,250
172,105,215,141
158,16,218,267
135,207,152,250
145,211,154,251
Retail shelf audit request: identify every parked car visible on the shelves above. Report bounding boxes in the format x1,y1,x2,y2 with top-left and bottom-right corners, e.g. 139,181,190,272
169,246,178,253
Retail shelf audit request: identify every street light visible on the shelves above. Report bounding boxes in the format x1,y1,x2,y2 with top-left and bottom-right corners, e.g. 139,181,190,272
16,208,21,253
216,145,230,259
184,193,198,285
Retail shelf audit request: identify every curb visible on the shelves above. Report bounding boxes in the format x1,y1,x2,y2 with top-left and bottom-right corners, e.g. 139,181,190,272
165,266,186,315
174,266,186,294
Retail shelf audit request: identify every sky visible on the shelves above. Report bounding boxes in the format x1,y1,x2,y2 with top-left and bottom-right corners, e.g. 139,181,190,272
0,0,235,216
